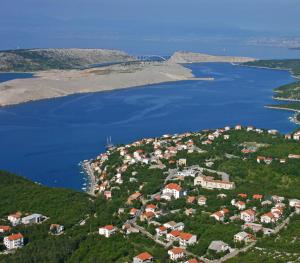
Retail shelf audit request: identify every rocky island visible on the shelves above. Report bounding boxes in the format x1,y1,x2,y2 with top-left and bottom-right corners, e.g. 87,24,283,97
0,49,256,107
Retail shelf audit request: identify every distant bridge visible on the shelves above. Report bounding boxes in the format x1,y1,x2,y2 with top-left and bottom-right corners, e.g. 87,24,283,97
137,55,170,62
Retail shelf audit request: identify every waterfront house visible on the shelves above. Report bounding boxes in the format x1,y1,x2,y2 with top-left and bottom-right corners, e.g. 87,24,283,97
99,225,116,238
4,233,24,250
168,247,185,261
240,209,256,223
133,252,153,263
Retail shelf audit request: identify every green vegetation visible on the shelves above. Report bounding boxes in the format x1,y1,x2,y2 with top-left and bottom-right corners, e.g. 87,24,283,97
244,59,300,120
2,128,300,262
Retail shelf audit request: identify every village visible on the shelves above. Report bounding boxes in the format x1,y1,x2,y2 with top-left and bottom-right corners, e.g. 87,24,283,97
2,125,300,262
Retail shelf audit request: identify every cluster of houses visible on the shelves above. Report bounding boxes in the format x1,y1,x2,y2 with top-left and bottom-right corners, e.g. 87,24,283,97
0,211,64,251
84,125,300,261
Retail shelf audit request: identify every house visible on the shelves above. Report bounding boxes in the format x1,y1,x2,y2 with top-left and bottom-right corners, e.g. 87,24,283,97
122,223,139,235
242,223,263,233
235,125,242,130
162,183,183,199
187,196,196,204
130,208,138,217
238,193,247,199
168,247,185,261
49,224,64,235
166,230,181,241
293,132,300,140
224,135,230,140
99,225,116,238
7,212,22,226
21,214,44,225
194,175,235,190
4,233,24,250
178,158,187,166
235,201,246,210
289,199,300,207
163,221,185,231
260,212,277,224
234,231,255,243
104,191,112,200
240,209,256,223
145,204,157,213
208,240,230,253
155,226,167,237
127,192,142,204
179,232,197,246
0,226,11,233
210,210,226,222
198,196,207,206
253,194,263,201
140,211,155,222
133,252,153,263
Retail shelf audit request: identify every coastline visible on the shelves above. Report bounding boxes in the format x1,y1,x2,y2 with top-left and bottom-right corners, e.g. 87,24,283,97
82,160,96,196
265,105,300,124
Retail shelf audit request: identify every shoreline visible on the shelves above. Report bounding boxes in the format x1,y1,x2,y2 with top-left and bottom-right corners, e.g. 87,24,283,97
81,160,96,196
265,105,300,124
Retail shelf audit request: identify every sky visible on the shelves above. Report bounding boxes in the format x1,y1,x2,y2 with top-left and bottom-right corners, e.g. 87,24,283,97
1,0,300,57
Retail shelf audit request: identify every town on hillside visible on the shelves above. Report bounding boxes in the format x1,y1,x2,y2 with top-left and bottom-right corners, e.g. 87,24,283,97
2,125,300,262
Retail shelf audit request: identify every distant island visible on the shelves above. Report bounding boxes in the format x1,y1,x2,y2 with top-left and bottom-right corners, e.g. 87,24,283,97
2,125,300,262
0,48,254,107
244,59,300,123
0,48,135,72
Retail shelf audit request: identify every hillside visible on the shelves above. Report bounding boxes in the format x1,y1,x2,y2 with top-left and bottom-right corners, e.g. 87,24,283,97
2,127,300,262
168,51,255,64
0,48,135,72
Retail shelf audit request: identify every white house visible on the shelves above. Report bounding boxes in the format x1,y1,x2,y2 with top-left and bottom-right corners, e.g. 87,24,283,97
208,240,230,253
21,214,44,225
7,212,22,226
240,209,256,223
198,196,207,206
168,247,185,261
194,175,235,190
234,231,254,243
4,233,24,250
235,201,246,210
166,230,181,242
162,183,183,199
163,221,185,231
155,226,167,237
99,225,116,238
179,232,197,246
260,212,276,224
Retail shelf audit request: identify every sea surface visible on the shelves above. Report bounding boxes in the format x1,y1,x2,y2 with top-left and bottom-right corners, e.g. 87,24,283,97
0,63,297,190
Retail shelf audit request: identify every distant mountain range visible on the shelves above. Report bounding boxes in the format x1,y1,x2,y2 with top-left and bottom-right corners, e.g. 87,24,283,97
0,48,135,72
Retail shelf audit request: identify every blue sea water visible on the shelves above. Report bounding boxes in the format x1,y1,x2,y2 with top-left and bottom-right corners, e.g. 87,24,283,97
0,63,297,190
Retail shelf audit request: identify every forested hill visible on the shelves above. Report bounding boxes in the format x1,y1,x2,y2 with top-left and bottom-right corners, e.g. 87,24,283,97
0,48,135,72
243,59,300,78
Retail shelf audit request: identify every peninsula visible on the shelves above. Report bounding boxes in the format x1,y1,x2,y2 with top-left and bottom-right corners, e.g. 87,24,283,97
0,49,255,107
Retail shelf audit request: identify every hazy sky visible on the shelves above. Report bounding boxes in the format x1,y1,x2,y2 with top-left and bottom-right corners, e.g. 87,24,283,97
1,0,300,56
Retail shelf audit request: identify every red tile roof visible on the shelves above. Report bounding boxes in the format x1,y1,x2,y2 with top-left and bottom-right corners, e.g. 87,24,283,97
136,252,153,261
7,233,23,241
180,232,193,241
103,225,114,230
165,183,181,192
0,226,11,232
169,247,185,254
